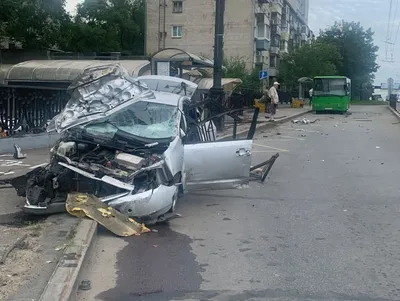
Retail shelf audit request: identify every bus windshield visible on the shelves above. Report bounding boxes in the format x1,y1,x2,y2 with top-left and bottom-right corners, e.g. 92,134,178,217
314,78,347,97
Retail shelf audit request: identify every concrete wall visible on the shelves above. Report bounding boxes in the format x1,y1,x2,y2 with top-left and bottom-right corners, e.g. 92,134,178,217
146,0,255,70
0,132,60,153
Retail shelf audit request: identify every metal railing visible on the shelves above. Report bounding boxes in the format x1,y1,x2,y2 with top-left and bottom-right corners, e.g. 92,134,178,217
0,87,68,135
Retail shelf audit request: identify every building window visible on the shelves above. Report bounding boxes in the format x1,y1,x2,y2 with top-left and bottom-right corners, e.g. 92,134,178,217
172,25,183,38
173,1,183,13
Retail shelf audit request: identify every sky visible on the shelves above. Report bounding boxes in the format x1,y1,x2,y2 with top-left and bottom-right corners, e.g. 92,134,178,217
65,0,395,85
65,0,80,15
309,0,400,85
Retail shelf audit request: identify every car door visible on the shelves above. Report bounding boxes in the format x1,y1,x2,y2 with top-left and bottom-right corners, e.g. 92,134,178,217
182,139,252,191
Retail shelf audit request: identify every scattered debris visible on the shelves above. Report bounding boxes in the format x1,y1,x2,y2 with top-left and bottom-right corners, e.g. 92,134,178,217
54,245,66,251
46,260,52,264
0,234,28,265
13,145,26,159
291,118,319,124
66,192,150,237
376,146,380,149
79,280,92,291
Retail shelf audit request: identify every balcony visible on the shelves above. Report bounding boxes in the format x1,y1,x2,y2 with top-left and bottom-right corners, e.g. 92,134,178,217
281,31,290,41
270,46,279,54
269,67,278,77
256,23,271,40
256,38,270,51
256,11,269,24
255,54,264,64
271,25,281,35
269,0,283,6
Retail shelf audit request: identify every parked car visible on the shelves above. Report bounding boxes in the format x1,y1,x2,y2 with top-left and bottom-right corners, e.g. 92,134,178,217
10,65,258,225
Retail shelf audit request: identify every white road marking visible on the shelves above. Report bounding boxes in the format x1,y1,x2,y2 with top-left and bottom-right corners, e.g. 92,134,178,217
0,154,13,157
277,135,305,141
253,143,289,152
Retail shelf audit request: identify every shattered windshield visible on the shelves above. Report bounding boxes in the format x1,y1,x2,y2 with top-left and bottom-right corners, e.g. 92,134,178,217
137,78,196,97
314,78,347,97
82,101,179,140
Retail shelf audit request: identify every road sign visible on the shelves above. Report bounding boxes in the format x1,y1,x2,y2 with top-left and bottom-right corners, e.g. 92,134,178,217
259,70,268,80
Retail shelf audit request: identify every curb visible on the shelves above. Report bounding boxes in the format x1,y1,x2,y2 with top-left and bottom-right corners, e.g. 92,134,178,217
39,218,98,301
217,109,312,141
387,105,400,120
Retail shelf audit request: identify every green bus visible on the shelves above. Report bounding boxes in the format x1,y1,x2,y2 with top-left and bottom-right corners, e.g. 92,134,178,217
312,76,351,113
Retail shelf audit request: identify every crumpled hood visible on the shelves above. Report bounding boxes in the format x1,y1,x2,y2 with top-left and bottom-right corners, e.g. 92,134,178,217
47,64,154,133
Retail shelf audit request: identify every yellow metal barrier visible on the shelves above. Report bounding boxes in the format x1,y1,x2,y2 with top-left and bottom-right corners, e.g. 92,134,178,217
254,98,265,112
291,98,304,108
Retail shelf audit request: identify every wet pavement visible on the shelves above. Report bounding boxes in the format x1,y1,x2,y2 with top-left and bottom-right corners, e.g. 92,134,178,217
71,106,400,300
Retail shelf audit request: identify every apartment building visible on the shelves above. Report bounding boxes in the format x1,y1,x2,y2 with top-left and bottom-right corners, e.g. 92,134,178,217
145,0,313,81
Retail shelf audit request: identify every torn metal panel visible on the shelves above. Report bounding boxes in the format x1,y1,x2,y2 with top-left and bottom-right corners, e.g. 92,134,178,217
47,65,153,133
163,136,183,178
66,192,150,237
108,185,178,218
250,153,280,183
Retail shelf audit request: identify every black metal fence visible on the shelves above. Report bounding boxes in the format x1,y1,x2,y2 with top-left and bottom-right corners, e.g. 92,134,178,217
0,87,69,135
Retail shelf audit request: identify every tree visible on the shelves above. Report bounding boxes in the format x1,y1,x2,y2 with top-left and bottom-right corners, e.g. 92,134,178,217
64,0,145,54
4,0,68,49
223,57,261,93
317,21,379,99
279,41,342,90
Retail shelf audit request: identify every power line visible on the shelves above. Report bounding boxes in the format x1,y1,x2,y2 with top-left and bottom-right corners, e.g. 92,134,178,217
389,0,399,60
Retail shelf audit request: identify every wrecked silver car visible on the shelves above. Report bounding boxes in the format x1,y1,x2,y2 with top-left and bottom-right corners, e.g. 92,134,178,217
10,65,261,225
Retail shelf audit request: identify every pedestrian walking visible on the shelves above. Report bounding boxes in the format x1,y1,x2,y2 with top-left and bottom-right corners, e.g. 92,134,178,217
309,87,313,106
267,82,279,121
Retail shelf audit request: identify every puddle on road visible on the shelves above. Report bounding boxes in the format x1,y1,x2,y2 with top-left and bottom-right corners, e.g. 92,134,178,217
98,223,203,300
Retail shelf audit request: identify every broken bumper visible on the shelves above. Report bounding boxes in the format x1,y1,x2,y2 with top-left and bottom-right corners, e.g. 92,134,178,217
22,184,178,221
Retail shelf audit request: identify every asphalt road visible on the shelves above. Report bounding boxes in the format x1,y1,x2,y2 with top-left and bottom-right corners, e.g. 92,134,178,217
77,105,400,301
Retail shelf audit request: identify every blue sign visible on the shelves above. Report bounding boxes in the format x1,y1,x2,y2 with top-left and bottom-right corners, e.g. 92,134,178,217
259,70,268,80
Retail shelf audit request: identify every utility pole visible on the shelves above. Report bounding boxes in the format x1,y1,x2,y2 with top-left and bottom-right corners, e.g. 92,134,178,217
209,0,225,131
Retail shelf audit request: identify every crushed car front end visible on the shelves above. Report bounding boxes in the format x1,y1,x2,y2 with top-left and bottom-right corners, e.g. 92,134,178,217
10,64,185,225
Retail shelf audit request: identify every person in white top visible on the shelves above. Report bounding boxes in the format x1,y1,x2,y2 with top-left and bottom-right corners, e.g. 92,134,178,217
309,88,313,106
268,82,279,121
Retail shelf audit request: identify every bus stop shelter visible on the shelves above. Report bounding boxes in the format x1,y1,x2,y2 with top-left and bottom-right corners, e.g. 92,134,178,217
151,48,214,78
298,77,313,99
0,60,151,89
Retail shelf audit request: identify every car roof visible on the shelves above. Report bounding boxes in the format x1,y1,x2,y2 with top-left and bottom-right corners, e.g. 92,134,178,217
137,75,198,89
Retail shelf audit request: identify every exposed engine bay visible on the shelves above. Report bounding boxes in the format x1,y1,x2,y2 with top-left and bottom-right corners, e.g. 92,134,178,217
11,138,180,224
